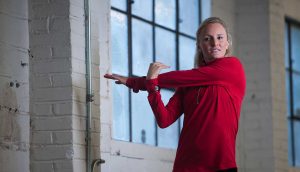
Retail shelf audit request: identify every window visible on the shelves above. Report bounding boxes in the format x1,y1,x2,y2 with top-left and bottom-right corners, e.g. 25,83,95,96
111,0,211,148
285,19,300,166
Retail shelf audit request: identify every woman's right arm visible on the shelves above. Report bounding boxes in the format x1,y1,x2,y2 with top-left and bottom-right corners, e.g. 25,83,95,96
146,84,184,128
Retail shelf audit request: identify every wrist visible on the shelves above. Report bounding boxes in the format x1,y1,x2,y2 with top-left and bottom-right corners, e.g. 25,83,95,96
146,75,157,80
145,78,159,93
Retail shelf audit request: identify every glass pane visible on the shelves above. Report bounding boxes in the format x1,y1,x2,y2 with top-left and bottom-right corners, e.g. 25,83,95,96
286,71,291,117
155,0,176,30
293,73,300,117
113,84,130,141
293,121,300,166
111,0,126,11
158,89,179,149
287,120,293,165
180,115,184,131
111,10,128,74
291,25,300,71
179,0,199,36
132,0,153,21
201,0,211,21
132,91,155,145
132,19,153,76
179,36,196,70
155,27,176,72
285,22,290,68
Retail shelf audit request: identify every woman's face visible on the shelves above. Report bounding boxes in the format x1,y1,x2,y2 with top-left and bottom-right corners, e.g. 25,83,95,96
199,23,229,63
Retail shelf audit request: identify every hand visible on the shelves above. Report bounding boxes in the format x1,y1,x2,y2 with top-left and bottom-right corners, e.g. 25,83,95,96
146,62,170,80
104,74,128,85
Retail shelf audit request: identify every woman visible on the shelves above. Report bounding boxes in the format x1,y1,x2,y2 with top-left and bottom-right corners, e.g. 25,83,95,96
105,17,246,172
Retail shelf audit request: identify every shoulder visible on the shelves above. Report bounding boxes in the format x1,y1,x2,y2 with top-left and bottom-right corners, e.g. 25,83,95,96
219,56,243,66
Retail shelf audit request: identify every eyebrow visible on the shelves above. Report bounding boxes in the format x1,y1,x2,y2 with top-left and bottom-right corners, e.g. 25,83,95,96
203,33,225,37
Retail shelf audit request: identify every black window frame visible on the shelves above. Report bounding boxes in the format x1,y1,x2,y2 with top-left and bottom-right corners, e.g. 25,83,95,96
111,0,207,147
285,17,300,166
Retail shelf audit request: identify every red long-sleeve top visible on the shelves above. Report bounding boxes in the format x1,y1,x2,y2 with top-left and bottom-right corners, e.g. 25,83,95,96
126,57,246,172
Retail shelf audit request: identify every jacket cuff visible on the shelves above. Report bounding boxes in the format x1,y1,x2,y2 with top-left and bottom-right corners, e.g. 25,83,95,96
146,78,159,93
126,77,139,93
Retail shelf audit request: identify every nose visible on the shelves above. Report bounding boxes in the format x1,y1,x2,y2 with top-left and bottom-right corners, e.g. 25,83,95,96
211,38,219,46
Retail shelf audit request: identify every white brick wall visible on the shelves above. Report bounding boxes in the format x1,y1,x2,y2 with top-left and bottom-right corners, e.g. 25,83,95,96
28,0,82,171
235,0,275,171
0,0,30,171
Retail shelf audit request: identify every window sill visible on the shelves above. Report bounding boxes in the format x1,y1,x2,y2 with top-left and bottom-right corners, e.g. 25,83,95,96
110,139,176,162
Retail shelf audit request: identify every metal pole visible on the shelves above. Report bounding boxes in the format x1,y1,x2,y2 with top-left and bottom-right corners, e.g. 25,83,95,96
84,0,92,171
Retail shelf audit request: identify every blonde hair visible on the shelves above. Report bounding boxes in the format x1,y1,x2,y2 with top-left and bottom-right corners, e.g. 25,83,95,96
194,17,232,67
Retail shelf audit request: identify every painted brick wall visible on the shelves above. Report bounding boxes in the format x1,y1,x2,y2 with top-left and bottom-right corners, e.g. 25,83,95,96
0,0,30,172
28,0,76,171
269,0,289,172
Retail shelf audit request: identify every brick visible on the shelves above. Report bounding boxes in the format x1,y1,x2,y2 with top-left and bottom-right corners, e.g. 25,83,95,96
34,103,53,116
72,86,86,103
72,159,86,172
29,46,52,59
69,3,84,20
53,131,72,144
0,12,29,49
70,17,84,36
32,59,71,74
72,145,85,159
30,32,70,46
71,58,85,74
34,75,52,88
72,101,86,116
32,145,74,161
72,130,85,145
0,0,28,17
0,149,30,172
49,16,70,33
34,87,72,101
31,162,54,172
72,116,86,131
53,160,73,172
52,74,72,87
70,44,85,60
53,102,72,115
0,47,29,82
52,45,71,58
72,72,86,88
29,19,48,34
31,117,72,131
32,131,52,144
91,118,100,132
31,3,69,18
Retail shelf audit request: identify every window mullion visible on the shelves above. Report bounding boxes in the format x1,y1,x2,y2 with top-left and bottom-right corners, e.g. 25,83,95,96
152,0,159,147
287,21,295,166
128,0,133,142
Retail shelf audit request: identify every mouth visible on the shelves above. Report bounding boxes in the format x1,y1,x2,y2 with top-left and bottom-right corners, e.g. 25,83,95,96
210,48,220,53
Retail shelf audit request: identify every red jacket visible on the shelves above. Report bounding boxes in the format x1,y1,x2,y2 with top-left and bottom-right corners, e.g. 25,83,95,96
126,57,246,172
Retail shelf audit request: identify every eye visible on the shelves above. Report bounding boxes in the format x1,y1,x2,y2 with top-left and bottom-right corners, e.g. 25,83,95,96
217,36,224,40
203,37,211,42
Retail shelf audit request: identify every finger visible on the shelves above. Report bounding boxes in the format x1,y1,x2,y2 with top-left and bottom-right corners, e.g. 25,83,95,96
115,81,122,84
157,64,170,69
104,74,121,80
104,74,115,79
